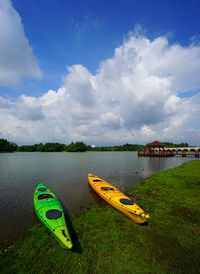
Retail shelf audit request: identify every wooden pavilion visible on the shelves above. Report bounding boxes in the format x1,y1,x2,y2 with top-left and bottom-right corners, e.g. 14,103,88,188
138,140,174,157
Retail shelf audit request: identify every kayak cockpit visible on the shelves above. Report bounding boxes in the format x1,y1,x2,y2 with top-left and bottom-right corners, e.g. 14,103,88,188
101,187,115,191
119,198,134,205
38,193,54,200
46,209,62,219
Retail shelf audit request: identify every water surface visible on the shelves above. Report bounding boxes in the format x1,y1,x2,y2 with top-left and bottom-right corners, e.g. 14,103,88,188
0,151,196,248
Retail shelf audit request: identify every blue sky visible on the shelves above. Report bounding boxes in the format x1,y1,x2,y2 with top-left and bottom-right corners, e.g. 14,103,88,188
0,0,200,145
2,0,200,96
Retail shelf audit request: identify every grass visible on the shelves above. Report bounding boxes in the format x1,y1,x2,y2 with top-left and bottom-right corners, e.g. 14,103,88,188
1,160,200,273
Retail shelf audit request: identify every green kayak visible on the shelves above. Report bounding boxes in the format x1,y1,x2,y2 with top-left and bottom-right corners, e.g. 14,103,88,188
33,182,73,249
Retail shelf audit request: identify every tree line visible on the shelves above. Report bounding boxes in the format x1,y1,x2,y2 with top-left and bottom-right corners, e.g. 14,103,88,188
90,144,146,151
162,142,189,148
19,143,147,152
18,142,89,152
0,138,190,153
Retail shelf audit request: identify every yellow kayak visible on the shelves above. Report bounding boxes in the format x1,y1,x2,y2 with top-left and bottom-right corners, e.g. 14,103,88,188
88,174,149,224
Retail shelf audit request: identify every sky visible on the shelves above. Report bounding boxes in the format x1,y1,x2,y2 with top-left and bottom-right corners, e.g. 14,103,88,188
0,0,200,146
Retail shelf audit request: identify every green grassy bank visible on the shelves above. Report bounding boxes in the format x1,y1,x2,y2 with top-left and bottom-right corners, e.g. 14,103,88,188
1,160,200,273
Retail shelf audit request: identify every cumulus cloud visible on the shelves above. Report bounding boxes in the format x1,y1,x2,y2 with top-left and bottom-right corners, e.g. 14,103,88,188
63,65,96,106
0,0,42,87
0,27,200,145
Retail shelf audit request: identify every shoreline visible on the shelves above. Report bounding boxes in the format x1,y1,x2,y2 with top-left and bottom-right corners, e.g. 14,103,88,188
1,160,200,273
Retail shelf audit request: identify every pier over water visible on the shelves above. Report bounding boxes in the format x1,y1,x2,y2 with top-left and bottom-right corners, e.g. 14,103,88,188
138,141,200,157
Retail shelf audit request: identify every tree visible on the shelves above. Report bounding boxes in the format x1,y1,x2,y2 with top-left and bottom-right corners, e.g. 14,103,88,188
65,142,88,152
0,139,18,152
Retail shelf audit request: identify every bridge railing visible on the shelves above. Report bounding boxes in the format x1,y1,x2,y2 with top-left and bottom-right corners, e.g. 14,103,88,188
138,149,199,157
153,147,200,152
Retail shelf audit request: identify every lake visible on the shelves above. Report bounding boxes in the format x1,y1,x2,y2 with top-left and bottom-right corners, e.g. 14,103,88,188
0,151,196,248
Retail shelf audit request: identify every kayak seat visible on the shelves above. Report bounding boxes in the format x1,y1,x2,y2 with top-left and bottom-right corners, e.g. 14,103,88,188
38,194,54,200
101,187,114,191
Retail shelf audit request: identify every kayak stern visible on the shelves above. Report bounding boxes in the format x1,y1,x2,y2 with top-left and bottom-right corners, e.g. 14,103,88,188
54,226,73,249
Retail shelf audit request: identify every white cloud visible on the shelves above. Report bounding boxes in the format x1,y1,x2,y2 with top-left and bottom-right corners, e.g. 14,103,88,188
0,27,200,145
0,0,42,87
14,95,45,121
63,65,96,106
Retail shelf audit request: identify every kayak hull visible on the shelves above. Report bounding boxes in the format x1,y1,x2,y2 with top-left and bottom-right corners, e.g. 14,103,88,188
34,182,72,249
88,174,149,224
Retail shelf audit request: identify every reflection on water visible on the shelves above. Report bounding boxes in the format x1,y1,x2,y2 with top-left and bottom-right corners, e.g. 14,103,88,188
0,151,197,248
87,184,104,207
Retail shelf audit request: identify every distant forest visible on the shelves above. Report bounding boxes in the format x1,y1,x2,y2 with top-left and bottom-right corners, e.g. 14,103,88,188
0,139,190,153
